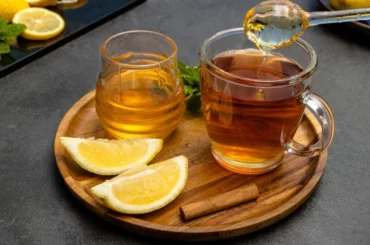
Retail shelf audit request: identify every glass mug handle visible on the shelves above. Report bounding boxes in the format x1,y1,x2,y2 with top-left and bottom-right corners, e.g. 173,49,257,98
285,92,335,157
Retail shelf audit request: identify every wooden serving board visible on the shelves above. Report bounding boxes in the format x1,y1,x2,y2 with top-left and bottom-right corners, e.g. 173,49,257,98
54,90,328,241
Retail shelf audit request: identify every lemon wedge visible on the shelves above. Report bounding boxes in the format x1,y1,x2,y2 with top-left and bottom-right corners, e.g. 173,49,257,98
91,156,188,214
60,137,163,175
12,7,65,40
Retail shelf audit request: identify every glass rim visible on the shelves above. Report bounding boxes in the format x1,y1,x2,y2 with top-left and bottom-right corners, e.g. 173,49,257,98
199,27,318,87
100,30,178,69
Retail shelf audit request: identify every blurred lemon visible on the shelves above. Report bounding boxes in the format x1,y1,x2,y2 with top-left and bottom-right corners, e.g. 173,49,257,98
0,0,29,21
26,0,88,9
61,0,88,10
26,0,57,7
12,7,65,40
329,0,370,9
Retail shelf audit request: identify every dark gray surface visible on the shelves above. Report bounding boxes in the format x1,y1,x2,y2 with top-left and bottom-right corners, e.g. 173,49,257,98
0,0,369,244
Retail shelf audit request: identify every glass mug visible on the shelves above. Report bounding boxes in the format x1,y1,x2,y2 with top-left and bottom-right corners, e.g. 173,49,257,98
96,31,185,139
199,28,335,175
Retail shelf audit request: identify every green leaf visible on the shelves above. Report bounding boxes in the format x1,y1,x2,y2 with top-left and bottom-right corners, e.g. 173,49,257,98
184,85,196,96
192,66,200,81
0,23,27,41
178,61,202,113
0,42,10,55
0,19,8,28
179,64,200,86
186,93,201,113
178,61,187,73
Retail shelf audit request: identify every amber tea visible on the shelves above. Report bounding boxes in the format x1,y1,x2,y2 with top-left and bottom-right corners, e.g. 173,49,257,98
200,28,335,175
96,69,185,139
201,49,305,172
96,31,185,139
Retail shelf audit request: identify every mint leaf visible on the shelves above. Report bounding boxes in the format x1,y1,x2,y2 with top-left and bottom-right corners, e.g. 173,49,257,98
191,66,200,81
0,23,26,41
178,61,201,113
178,61,187,73
0,18,27,56
186,93,201,113
0,19,8,28
0,42,10,55
184,85,197,95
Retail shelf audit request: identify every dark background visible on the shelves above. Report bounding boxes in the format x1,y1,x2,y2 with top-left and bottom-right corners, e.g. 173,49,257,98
0,0,145,77
1,0,369,244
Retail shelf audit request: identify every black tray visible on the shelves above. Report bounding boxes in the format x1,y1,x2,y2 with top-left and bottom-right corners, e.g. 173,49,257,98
0,0,146,78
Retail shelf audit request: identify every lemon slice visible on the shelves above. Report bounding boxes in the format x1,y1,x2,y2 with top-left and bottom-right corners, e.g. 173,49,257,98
26,0,57,7
61,0,88,10
12,7,65,40
60,137,163,175
91,156,188,214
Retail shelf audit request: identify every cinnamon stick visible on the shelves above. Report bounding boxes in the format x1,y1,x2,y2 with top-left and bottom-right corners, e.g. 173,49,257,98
180,183,259,221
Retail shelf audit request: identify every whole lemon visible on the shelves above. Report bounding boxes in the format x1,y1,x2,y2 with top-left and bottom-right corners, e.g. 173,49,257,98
0,0,29,21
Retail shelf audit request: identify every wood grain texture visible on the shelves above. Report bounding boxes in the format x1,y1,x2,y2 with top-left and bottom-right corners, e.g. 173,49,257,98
54,90,330,241
180,183,259,221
